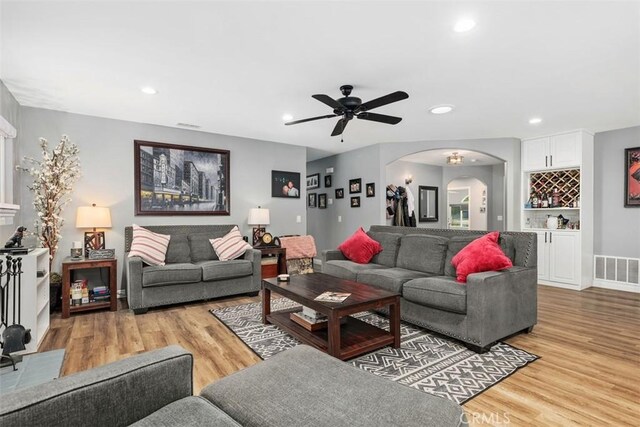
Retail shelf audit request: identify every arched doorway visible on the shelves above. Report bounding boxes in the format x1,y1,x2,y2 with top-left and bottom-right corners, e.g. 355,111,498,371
447,177,488,230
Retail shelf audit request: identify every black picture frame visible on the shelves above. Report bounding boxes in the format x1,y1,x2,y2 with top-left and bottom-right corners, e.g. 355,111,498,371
350,196,360,208
271,170,301,198
349,178,361,194
318,193,327,209
324,175,332,188
625,147,640,207
335,188,344,199
366,182,375,197
134,140,230,216
308,193,317,207
307,173,320,190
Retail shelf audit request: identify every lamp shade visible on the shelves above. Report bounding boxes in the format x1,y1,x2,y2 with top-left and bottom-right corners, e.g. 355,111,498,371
76,205,112,229
248,208,270,225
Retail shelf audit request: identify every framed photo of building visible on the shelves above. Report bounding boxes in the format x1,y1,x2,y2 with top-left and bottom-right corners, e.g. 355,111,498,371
272,170,301,198
134,140,230,215
625,146,640,207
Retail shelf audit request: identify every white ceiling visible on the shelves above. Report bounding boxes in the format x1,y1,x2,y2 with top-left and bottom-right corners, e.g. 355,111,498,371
402,149,503,167
1,1,639,161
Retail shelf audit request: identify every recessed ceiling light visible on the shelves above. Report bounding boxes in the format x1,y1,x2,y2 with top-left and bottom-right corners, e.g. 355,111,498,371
454,18,476,33
429,105,455,114
140,86,157,95
470,159,477,163
529,117,542,124
282,114,293,121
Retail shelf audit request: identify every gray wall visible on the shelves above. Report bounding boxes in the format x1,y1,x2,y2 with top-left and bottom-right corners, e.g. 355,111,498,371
594,126,640,258
18,107,308,289
0,79,21,239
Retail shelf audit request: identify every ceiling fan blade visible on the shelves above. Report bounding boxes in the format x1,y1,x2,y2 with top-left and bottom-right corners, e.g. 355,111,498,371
359,91,409,111
285,114,338,126
357,112,402,125
331,118,349,136
312,94,344,111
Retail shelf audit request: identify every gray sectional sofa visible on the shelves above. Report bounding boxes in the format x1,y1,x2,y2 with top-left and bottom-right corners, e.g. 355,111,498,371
124,225,261,314
322,225,538,352
0,345,467,426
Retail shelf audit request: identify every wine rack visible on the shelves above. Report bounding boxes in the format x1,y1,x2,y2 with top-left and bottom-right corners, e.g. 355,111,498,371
528,168,580,207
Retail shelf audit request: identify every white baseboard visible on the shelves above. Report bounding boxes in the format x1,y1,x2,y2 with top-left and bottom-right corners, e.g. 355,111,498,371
117,289,127,298
592,279,640,293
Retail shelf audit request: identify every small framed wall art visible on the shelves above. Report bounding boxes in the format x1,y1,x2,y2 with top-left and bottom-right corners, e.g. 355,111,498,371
366,182,375,197
308,193,317,208
625,146,640,207
318,193,327,209
335,188,344,199
307,173,320,190
349,178,361,194
350,196,360,208
324,175,332,188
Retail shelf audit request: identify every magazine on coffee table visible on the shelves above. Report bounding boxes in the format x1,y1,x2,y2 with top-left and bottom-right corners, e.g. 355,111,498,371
314,291,351,303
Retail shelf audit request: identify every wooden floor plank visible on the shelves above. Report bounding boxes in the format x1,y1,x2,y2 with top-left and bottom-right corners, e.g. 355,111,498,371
37,286,639,426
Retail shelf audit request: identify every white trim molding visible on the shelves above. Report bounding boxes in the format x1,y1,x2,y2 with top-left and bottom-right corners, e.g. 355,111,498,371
0,114,19,224
0,115,17,138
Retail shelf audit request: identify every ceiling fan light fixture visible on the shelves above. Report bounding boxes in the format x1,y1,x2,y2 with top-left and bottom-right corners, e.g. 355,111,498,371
447,152,464,165
282,114,293,121
429,104,455,114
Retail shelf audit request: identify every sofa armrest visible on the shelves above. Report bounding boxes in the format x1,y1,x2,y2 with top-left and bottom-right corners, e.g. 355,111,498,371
0,345,193,427
244,248,262,289
126,254,144,309
466,267,538,346
321,249,345,265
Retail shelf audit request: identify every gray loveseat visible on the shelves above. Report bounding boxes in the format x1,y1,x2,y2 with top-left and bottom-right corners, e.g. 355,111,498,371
124,225,261,314
322,225,537,352
0,345,467,426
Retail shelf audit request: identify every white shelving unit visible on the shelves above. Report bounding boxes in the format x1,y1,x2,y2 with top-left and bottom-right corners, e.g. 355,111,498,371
1,248,50,354
521,130,594,290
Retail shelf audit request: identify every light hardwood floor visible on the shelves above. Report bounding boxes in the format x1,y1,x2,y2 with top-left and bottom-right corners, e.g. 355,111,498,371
40,285,639,426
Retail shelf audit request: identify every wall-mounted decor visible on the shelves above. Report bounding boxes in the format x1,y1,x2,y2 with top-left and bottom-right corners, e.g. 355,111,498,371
318,193,327,209
349,178,361,194
134,140,230,215
335,188,344,199
324,175,332,188
418,186,439,222
366,182,375,197
271,170,301,198
308,193,317,208
307,173,320,190
625,146,640,207
350,196,360,208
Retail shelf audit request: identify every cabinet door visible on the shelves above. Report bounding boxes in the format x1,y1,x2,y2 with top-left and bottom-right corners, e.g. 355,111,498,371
548,232,580,284
549,132,581,168
522,138,549,171
536,231,549,280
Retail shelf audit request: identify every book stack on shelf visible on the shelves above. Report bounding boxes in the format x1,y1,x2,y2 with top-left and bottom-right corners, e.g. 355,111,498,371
91,286,110,303
291,306,328,331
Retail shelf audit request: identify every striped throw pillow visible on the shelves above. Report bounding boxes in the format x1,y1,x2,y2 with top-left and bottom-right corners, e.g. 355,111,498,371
210,226,252,261
128,224,171,266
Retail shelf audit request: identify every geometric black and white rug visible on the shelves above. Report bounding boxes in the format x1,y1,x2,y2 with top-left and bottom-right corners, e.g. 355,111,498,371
211,298,538,404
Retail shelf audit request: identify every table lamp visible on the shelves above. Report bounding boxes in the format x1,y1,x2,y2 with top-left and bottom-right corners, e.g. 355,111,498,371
248,207,269,246
76,204,112,257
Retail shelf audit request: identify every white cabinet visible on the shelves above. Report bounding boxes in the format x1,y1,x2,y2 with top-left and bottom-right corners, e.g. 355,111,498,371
536,231,581,286
522,130,584,171
0,248,50,354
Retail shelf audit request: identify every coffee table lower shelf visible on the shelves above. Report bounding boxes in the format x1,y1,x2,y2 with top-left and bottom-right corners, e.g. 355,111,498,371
266,308,395,361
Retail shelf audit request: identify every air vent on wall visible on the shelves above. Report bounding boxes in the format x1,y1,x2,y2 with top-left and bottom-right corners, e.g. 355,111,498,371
176,123,201,129
594,255,639,292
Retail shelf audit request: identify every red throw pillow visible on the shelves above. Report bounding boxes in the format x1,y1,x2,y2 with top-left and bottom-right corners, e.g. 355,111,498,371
451,231,513,283
338,227,383,264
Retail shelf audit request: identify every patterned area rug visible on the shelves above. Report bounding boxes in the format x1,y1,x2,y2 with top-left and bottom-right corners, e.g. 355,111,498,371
211,299,538,404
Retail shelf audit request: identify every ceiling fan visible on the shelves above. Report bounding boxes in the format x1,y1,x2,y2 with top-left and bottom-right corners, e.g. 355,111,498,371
285,85,409,137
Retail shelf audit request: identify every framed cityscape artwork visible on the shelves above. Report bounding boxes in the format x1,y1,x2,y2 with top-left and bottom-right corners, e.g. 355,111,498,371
134,140,230,215
625,146,640,207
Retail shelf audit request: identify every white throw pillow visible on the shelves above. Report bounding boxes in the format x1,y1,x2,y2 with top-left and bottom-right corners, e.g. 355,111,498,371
128,224,171,266
210,226,252,261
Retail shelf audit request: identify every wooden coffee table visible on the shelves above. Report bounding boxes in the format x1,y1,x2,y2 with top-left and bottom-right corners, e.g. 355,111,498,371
262,272,401,360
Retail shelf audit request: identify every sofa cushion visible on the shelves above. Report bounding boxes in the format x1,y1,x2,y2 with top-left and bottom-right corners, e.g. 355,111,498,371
210,226,252,261
338,227,383,264
165,234,191,264
188,233,219,262
142,263,202,287
445,234,515,277
367,231,402,268
131,396,241,427
128,224,171,266
396,234,449,275
198,260,253,282
451,232,513,283
403,277,467,314
356,268,431,294
323,260,387,281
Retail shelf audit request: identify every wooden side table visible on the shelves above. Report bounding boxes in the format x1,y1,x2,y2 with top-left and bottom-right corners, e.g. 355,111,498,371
62,257,117,318
258,247,287,279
